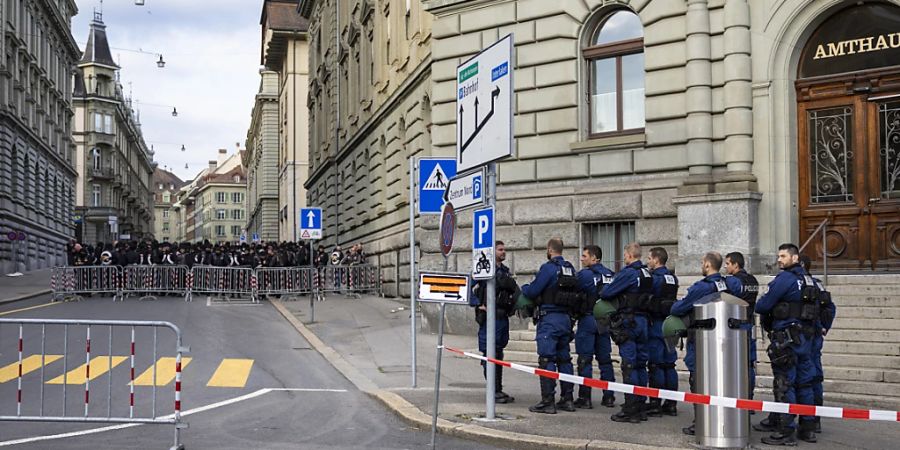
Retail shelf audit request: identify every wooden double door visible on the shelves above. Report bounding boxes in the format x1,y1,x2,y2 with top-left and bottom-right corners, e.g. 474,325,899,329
798,78,900,271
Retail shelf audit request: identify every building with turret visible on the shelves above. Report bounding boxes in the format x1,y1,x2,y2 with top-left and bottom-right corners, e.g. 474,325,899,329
72,13,156,244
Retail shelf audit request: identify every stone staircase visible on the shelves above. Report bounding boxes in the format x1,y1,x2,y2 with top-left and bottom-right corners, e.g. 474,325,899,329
496,275,900,410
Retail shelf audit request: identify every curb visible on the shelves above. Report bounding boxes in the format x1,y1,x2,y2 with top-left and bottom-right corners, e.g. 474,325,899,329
269,299,669,450
0,289,52,306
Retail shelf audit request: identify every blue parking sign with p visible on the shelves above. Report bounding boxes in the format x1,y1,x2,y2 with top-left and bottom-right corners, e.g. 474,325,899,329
473,207,494,249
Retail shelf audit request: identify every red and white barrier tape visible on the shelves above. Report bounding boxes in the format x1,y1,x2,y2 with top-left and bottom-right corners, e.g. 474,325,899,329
441,346,900,422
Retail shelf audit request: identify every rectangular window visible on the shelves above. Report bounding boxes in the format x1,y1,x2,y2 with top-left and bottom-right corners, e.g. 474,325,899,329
231,209,243,220
216,192,226,203
163,210,169,219
581,222,636,271
162,222,170,232
232,192,243,203
231,225,241,236
216,209,227,220
92,184,101,207
215,225,225,237
104,114,113,134
94,112,102,132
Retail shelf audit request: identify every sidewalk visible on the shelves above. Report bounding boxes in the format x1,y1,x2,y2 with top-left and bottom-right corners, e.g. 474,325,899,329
273,294,900,450
0,269,51,304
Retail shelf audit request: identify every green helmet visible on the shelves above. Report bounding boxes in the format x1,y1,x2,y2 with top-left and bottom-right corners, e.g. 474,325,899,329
662,315,688,338
662,315,688,353
515,293,534,311
593,299,617,319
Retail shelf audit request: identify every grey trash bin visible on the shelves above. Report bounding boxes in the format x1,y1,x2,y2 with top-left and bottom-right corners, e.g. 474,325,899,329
694,292,750,449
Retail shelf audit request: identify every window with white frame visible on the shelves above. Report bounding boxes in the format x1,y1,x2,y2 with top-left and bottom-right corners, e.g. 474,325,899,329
231,192,243,203
215,225,225,236
92,148,101,170
216,192,226,203
92,184,101,207
216,209,226,220
583,9,645,136
231,225,241,236
581,222,636,271
163,210,169,219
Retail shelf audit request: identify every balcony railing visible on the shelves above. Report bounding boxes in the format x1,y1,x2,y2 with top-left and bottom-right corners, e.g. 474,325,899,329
89,167,115,180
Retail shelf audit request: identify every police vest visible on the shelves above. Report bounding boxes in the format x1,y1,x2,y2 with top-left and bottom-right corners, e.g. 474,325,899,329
731,270,760,309
771,273,820,323
620,267,654,313
648,272,678,318
537,261,583,310
579,267,613,314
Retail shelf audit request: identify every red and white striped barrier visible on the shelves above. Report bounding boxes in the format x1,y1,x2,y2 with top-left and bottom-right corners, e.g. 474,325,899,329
442,346,900,422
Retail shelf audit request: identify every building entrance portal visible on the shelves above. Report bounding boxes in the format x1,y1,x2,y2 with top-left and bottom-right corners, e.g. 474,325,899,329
797,2,900,271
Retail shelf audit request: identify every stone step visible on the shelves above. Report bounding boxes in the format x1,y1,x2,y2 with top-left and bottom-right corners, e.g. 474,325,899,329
827,328,900,343
755,352,900,370
837,307,900,319
820,284,900,295
755,364,900,383
832,317,900,330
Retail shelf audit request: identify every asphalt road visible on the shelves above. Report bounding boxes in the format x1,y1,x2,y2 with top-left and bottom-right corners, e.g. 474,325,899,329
0,294,500,449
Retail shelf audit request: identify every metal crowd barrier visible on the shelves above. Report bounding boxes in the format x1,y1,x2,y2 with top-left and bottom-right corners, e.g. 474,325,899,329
0,318,188,450
190,266,258,303
256,267,316,300
49,264,383,303
122,265,192,302
50,266,121,302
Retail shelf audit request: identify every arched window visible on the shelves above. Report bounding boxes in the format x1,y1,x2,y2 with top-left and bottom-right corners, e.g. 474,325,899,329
583,9,645,136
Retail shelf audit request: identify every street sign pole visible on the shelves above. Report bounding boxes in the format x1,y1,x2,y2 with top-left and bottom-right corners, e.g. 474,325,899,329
485,163,497,420
409,157,417,388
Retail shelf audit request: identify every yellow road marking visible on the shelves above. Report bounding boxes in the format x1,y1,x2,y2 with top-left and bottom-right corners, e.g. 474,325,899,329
46,356,128,385
0,355,64,383
206,359,254,388
133,357,193,386
0,302,60,317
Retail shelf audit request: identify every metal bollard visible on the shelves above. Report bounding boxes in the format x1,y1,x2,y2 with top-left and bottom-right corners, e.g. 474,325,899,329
694,292,750,449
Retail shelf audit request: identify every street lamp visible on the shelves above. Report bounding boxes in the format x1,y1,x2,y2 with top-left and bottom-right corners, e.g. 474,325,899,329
156,55,166,68
181,144,186,152
135,0,145,5
171,107,178,117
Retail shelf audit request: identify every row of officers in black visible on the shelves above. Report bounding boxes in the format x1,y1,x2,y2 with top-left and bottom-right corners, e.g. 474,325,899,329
469,238,836,447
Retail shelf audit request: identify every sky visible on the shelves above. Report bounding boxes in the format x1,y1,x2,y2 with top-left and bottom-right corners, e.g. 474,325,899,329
72,0,264,182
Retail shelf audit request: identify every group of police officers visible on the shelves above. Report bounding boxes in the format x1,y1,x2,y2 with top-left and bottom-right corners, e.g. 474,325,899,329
469,238,836,446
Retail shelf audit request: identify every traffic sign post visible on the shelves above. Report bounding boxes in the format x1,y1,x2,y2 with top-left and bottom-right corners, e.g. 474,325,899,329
472,207,495,280
418,271,472,445
454,34,514,422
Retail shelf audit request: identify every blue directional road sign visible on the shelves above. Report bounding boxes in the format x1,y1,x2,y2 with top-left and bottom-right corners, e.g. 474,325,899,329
472,206,495,280
300,207,323,240
418,158,457,215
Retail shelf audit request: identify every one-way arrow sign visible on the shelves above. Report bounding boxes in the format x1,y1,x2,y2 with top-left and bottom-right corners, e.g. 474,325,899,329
443,168,486,212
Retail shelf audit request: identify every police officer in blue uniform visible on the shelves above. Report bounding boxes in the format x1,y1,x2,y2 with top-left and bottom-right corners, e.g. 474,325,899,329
600,242,652,423
470,240,519,404
573,245,616,409
753,243,817,445
522,238,582,414
645,247,679,417
800,255,836,435
670,251,728,436
723,252,760,400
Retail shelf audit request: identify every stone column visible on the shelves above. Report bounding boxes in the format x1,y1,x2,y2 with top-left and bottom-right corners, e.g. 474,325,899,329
684,0,714,188
722,0,756,183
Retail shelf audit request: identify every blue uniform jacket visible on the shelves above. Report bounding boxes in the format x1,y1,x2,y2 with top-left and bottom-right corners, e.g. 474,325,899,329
755,265,809,331
650,266,677,298
522,256,575,313
599,260,645,301
724,275,744,299
577,263,615,300
670,273,727,317
469,262,511,307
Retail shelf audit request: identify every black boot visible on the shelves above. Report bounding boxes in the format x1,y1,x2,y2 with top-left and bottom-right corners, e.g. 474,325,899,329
494,366,514,403
529,395,557,414
646,398,662,417
798,421,817,443
814,417,822,434
610,397,641,423
556,393,576,412
761,429,797,446
682,423,695,436
573,397,593,409
753,414,779,432
600,394,616,408
661,400,678,416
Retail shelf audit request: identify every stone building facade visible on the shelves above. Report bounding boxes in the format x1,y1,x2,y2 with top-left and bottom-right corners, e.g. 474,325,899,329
260,0,311,242
244,69,280,242
152,168,185,243
300,0,434,295
302,0,900,292
72,14,155,245
0,0,80,272
192,150,247,244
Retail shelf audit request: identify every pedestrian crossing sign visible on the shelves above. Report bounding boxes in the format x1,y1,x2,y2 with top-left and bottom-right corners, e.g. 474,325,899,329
423,164,450,190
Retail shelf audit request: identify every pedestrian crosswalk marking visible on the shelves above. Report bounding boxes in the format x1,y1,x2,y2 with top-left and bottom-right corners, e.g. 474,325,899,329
46,356,128,385
206,358,254,388
133,357,193,386
0,355,63,383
